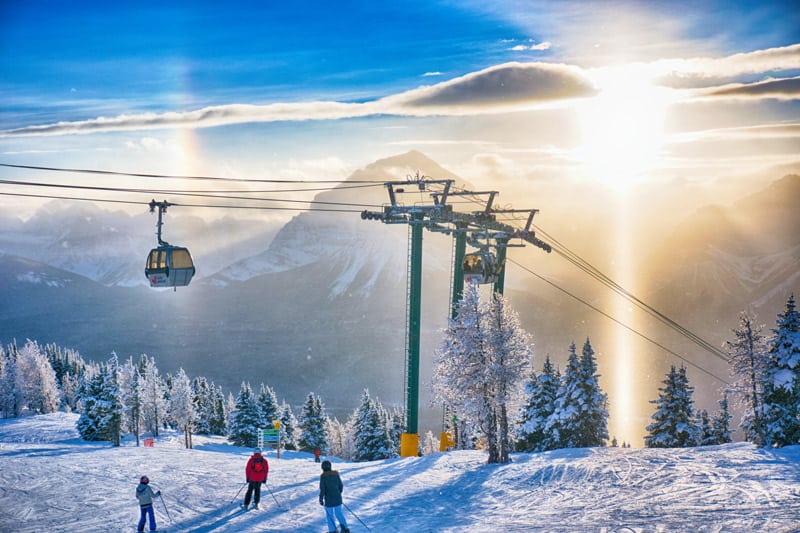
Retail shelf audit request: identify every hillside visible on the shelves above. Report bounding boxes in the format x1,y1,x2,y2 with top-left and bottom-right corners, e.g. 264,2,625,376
1,413,799,532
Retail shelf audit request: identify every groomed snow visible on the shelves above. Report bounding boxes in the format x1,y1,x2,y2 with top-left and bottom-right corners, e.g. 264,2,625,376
1,412,799,532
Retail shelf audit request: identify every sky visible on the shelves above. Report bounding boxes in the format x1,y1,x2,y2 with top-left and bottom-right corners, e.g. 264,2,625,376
1,1,800,446
1,0,799,211
2,412,799,532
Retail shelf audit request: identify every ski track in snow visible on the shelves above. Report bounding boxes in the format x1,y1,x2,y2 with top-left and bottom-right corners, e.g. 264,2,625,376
1,413,800,532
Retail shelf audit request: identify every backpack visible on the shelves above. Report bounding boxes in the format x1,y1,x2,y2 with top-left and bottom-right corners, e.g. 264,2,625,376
253,457,265,472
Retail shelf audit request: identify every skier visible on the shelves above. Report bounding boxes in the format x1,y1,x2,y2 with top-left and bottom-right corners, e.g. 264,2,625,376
314,448,321,463
135,475,161,532
242,447,269,510
319,460,350,533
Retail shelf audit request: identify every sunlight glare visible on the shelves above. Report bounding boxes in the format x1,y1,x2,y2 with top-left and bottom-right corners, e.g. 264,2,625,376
574,65,670,191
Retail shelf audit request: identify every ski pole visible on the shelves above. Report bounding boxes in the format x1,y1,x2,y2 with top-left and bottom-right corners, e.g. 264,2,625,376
230,482,247,504
342,502,371,531
158,492,173,523
264,480,286,511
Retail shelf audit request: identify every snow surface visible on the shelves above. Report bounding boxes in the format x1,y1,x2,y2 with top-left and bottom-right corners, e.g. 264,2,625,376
2,413,800,532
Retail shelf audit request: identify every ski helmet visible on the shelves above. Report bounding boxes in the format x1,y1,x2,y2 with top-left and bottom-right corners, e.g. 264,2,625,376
140,475,149,484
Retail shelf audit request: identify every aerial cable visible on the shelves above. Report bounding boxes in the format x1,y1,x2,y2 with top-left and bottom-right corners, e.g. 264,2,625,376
0,162,387,184
0,191,363,213
0,178,383,210
508,257,730,385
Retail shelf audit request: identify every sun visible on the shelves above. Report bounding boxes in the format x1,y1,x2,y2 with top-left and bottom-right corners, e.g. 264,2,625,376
574,65,671,191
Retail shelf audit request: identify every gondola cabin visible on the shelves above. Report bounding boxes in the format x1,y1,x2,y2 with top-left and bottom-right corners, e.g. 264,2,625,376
145,245,196,288
463,251,497,285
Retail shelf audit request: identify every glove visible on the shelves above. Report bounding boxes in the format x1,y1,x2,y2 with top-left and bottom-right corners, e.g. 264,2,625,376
261,480,266,485
156,491,161,497
319,498,324,506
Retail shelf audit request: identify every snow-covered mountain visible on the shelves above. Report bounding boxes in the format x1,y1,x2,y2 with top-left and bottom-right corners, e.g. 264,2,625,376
2,412,799,532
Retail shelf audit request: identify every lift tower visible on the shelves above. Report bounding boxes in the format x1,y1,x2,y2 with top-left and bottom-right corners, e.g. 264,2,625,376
361,176,551,457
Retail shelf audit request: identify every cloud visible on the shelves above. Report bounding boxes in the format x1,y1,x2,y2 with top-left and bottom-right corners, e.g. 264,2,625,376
509,41,552,52
656,43,800,86
1,62,596,137
699,76,800,100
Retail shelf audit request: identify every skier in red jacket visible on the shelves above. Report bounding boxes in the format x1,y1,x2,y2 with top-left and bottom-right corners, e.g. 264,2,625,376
242,448,269,510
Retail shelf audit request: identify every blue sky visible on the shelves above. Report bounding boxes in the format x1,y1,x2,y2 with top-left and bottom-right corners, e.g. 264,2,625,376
1,1,799,210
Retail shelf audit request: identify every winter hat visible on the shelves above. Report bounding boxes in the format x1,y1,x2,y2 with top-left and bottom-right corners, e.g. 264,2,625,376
140,475,149,484
321,460,332,472
253,447,262,454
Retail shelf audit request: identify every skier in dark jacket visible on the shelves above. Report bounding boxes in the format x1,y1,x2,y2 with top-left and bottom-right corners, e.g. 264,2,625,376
319,460,349,533
135,475,161,532
243,448,269,510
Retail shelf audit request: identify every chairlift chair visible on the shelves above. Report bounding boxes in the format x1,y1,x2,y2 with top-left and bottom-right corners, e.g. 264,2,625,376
463,250,497,285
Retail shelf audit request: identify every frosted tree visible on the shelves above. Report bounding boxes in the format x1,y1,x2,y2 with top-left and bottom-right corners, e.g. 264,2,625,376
120,356,144,446
725,311,768,445
298,392,329,454
15,340,61,415
138,354,167,437
645,365,700,448
433,284,496,460
169,367,196,449
228,382,261,447
573,338,609,447
761,294,800,447
44,343,85,412
77,355,124,445
191,376,214,435
278,401,298,450
711,395,732,444
387,407,405,457
208,383,228,436
483,292,532,462
0,343,15,418
256,383,279,429
351,389,394,461
517,356,561,452
696,409,715,445
326,416,353,460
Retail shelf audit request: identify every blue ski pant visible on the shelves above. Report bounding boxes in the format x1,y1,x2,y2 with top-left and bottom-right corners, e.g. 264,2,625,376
325,504,348,532
138,503,156,531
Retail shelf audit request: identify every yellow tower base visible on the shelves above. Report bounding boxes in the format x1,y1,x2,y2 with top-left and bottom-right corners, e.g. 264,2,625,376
400,432,419,457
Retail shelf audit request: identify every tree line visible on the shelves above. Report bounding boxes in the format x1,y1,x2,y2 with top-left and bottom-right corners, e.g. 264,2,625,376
2,292,797,461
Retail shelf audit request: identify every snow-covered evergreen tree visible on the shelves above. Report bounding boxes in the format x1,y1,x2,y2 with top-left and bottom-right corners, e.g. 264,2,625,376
298,392,329,454
351,389,394,461
696,409,715,445
208,383,228,436
644,365,700,448
43,343,85,412
483,292,532,462
712,395,733,444
191,376,214,435
227,382,261,447
15,340,61,415
573,338,609,447
517,355,560,451
120,356,144,446
138,354,167,437
326,416,353,460
77,355,124,445
433,284,533,463
169,367,196,449
725,310,768,445
0,343,14,418
256,383,279,430
761,294,800,447
278,401,298,450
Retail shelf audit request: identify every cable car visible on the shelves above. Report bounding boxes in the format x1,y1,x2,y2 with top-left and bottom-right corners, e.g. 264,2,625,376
144,199,195,288
145,245,195,287
463,250,497,284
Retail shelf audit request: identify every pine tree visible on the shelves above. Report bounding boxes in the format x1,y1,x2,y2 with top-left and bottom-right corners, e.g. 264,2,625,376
169,368,196,449
76,355,124,445
120,356,144,446
761,294,800,447
256,383,279,431
191,376,214,435
227,382,261,447
712,395,733,444
15,340,61,415
208,383,228,436
278,401,298,450
433,284,533,463
351,389,394,461
574,338,609,447
298,392,329,453
517,355,560,452
645,365,700,448
547,343,581,449
696,409,715,445
138,354,167,437
725,311,768,445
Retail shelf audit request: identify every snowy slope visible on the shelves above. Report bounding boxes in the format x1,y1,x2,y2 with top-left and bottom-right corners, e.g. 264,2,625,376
1,413,799,533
